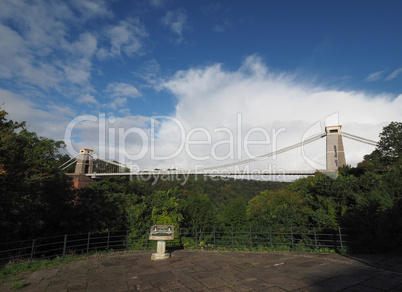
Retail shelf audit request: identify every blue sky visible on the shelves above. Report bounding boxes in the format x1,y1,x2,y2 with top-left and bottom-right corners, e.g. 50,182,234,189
1,0,401,172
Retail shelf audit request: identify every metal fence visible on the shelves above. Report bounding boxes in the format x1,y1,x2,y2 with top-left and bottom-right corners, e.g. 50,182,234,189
178,226,347,251
0,226,349,265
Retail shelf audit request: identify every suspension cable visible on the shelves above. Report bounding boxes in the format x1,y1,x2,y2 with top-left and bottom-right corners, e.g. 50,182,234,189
61,158,78,171
59,153,79,168
203,132,326,170
342,132,378,146
90,154,129,169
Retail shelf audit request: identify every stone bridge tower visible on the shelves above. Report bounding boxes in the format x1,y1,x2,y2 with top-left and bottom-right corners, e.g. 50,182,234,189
325,125,346,171
74,148,94,174
73,148,94,189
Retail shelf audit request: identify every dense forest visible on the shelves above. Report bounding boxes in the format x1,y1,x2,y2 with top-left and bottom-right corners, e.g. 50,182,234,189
1,108,401,252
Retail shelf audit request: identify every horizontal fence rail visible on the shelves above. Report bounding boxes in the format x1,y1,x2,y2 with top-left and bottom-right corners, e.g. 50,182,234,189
0,226,350,265
178,226,348,251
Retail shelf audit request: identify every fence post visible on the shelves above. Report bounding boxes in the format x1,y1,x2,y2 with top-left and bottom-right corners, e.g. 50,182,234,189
107,231,110,250
290,226,294,249
62,235,67,258
338,227,344,250
249,226,252,250
269,227,273,249
87,232,91,254
125,230,129,250
146,231,149,249
30,239,35,263
179,228,182,248
195,227,198,248
213,226,216,250
231,226,234,249
313,227,318,250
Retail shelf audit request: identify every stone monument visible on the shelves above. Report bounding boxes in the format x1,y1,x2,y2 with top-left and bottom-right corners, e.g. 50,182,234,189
149,225,174,261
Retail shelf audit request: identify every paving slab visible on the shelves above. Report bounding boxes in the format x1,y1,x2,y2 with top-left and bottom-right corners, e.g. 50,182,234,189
1,250,402,291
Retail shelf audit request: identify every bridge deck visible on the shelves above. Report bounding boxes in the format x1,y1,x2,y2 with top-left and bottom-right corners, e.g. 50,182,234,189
67,170,324,178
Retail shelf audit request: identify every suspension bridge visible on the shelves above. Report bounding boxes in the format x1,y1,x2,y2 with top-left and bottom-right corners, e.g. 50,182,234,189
61,125,378,188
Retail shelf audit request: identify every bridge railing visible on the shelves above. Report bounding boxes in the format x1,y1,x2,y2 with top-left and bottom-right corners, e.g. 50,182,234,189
0,226,351,265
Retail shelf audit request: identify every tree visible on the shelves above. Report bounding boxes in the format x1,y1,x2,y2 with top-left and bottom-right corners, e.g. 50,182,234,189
340,186,394,252
362,121,402,170
126,195,149,236
378,121,402,165
182,193,216,231
247,189,311,227
72,186,127,233
287,174,340,227
148,189,183,227
222,197,248,226
0,108,74,241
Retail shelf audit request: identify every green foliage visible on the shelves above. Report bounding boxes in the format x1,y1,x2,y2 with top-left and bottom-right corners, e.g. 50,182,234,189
149,189,183,226
382,167,402,200
248,189,311,227
0,251,113,280
0,108,75,241
9,282,30,290
71,175,289,237
310,198,337,228
377,121,402,169
126,196,149,236
359,150,382,172
72,188,127,232
361,121,402,170
222,197,248,226
182,193,216,230
0,257,66,278
147,175,289,209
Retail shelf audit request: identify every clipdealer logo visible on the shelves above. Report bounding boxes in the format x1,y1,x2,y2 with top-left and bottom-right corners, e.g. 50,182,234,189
64,113,287,165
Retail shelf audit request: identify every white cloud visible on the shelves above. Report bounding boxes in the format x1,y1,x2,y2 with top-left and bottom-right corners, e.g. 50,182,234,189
77,93,99,105
65,114,152,158
161,9,188,43
57,33,98,85
109,97,128,110
106,82,142,99
67,33,98,58
133,59,161,85
0,23,63,89
62,60,92,85
153,56,402,171
98,18,148,59
0,1,73,55
70,0,112,20
385,68,402,81
0,1,100,91
365,71,384,82
0,88,77,140
104,82,142,114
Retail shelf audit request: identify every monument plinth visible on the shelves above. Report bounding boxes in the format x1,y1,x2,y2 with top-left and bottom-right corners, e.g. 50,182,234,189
149,225,174,261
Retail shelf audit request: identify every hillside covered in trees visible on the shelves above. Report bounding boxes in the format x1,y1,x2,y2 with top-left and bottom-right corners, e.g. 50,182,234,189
1,108,401,252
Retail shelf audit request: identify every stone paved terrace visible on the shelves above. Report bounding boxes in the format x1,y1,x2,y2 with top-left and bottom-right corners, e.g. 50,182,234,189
1,250,402,291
